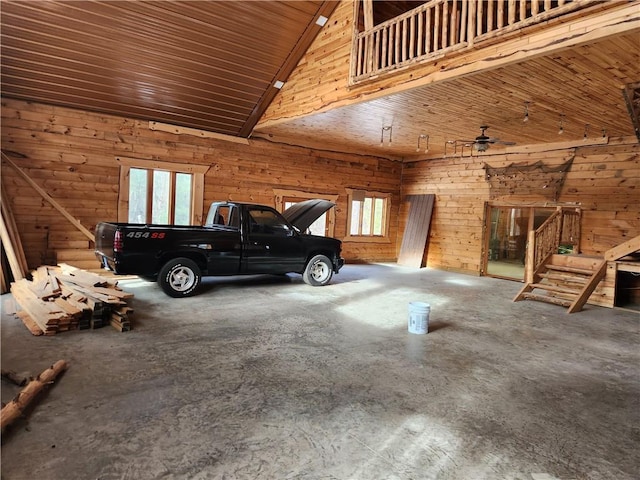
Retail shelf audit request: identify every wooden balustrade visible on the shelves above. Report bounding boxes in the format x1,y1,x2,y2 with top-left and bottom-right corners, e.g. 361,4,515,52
352,0,594,82
524,206,581,282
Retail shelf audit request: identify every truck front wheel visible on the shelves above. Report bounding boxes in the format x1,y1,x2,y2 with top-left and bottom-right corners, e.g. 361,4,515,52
303,254,333,286
159,258,201,297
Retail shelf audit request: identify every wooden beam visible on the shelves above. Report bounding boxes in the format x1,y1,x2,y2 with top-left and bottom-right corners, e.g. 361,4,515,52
1,360,67,432
149,121,250,145
504,136,609,154
604,234,640,261
567,260,607,313
1,152,94,242
0,210,25,281
1,185,29,274
363,0,374,30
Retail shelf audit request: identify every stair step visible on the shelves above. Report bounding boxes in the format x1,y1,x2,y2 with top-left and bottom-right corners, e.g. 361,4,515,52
522,293,572,308
550,254,604,270
538,271,588,284
546,264,597,276
530,283,581,295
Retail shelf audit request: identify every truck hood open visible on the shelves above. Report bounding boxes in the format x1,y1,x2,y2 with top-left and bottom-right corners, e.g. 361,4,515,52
282,199,335,233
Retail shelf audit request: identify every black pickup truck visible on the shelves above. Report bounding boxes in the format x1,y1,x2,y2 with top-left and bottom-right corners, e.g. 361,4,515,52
95,200,344,297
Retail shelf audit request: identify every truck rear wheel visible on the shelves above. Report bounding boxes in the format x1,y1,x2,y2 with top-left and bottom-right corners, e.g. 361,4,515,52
159,258,201,297
303,254,333,286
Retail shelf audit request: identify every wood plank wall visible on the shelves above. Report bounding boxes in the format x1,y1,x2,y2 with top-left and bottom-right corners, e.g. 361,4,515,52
1,98,402,269
400,141,640,275
2,98,637,281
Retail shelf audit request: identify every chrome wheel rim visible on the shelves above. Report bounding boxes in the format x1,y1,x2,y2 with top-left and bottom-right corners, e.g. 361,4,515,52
169,267,196,292
310,260,330,282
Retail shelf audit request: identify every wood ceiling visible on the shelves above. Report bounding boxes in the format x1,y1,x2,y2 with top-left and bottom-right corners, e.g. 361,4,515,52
1,0,337,138
2,1,639,161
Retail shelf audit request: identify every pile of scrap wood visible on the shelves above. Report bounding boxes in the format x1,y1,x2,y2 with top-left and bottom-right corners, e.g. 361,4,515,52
9,264,134,335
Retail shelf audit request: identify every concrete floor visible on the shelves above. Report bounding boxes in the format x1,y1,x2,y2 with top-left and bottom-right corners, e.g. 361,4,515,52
1,264,638,480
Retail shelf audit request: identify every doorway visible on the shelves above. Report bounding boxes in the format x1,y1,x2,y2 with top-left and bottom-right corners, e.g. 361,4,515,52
484,205,555,281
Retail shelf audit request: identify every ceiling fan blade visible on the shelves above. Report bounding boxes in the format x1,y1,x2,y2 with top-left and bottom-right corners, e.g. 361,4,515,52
488,137,516,145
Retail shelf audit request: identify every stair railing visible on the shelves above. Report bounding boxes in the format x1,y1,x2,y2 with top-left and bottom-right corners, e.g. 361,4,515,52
524,207,581,283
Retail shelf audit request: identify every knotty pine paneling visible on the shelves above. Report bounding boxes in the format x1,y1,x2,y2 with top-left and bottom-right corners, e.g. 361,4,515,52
400,141,640,275
1,98,402,268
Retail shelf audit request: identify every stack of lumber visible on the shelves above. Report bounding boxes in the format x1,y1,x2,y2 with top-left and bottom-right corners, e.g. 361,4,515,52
9,264,134,335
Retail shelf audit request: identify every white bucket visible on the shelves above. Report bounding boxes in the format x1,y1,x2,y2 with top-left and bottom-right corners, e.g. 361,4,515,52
408,302,430,334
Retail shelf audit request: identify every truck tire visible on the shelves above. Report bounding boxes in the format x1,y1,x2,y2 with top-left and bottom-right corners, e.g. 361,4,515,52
302,254,333,286
158,258,201,297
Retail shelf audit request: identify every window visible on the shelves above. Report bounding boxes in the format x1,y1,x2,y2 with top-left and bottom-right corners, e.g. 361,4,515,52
127,168,191,224
273,189,338,237
117,157,208,225
206,204,239,228
345,189,390,242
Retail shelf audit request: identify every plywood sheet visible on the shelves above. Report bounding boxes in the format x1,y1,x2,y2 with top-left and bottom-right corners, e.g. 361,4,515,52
398,194,435,268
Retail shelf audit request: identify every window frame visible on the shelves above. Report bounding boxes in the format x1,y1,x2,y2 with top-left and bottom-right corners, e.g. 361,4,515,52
116,157,208,225
343,188,391,243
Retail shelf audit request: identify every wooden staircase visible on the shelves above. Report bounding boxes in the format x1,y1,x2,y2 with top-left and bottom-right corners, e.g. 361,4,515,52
514,254,607,313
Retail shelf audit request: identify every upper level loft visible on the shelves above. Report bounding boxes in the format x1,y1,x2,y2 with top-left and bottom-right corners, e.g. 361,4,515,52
350,0,613,84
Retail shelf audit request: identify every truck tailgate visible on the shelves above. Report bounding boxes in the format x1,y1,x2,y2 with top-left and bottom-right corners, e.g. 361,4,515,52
95,222,118,260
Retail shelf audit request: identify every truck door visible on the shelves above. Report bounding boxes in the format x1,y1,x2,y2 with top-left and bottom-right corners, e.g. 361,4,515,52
204,204,242,275
243,206,306,274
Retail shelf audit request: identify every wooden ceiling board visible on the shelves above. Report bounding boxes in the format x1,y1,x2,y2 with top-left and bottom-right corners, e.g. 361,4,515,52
1,0,333,136
2,6,280,85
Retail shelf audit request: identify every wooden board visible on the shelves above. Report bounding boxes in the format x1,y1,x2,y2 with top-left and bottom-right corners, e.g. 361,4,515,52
397,194,435,268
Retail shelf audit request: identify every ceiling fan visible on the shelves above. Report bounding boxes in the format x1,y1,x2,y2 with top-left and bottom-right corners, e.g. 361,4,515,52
459,125,516,152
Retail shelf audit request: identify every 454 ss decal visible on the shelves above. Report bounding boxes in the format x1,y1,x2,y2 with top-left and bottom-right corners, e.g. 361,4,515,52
126,231,166,239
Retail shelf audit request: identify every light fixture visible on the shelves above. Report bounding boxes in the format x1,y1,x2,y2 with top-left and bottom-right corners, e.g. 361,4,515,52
523,101,530,123
380,126,392,146
316,15,328,27
462,142,476,157
475,141,489,152
583,124,590,139
416,134,429,152
444,140,455,156
558,114,565,135
273,80,285,89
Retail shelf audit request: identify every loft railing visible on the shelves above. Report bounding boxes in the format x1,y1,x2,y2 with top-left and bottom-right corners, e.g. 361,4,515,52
524,206,581,282
351,0,596,82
